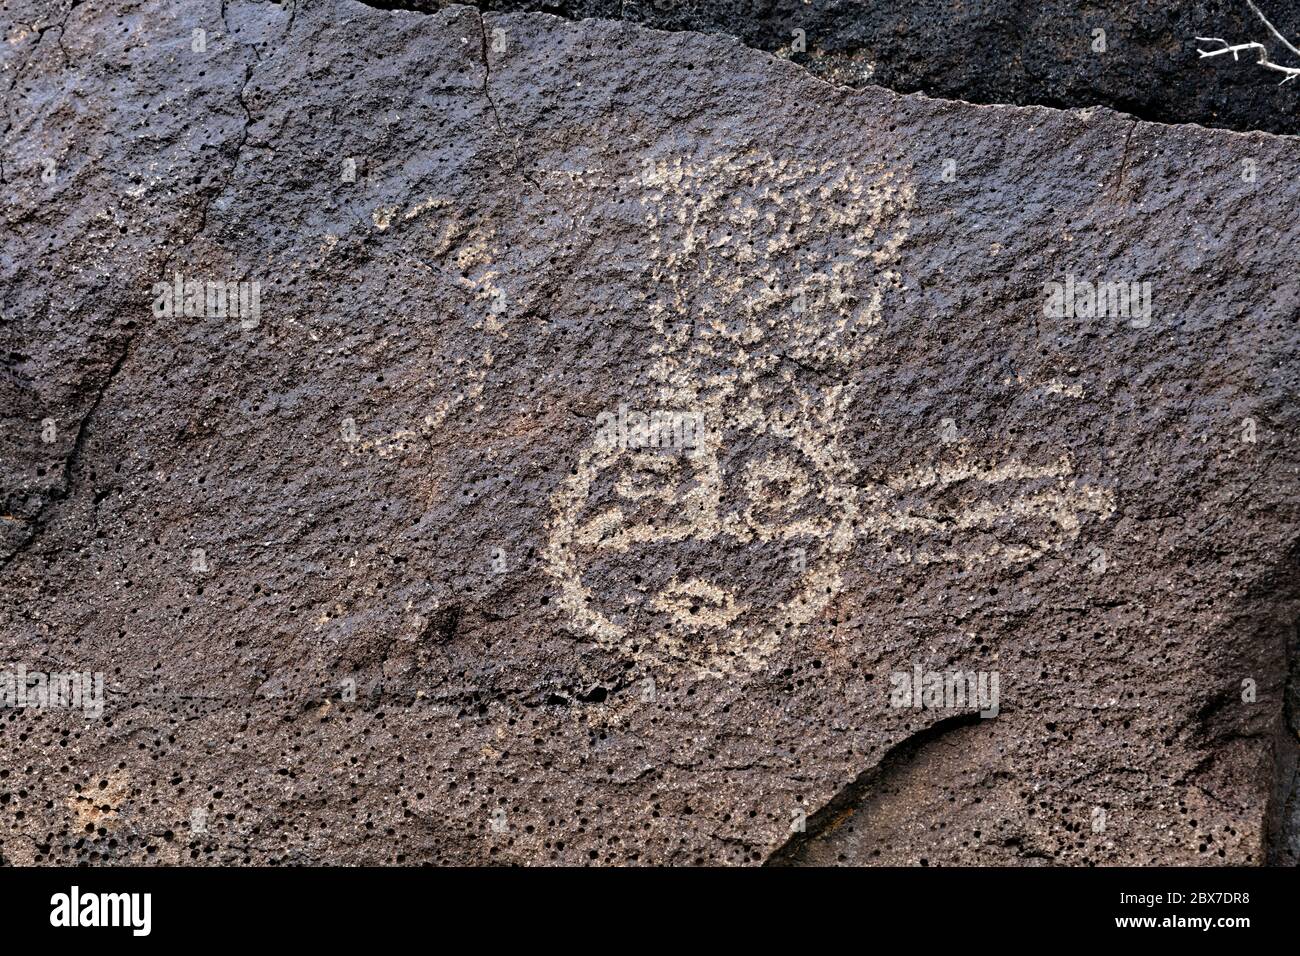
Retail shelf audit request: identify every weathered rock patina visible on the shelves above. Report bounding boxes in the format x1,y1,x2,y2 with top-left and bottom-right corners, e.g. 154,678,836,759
407,0,1300,136
1,0,1297,865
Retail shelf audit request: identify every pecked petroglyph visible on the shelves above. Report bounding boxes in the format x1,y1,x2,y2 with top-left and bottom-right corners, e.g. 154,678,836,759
860,454,1115,569
540,152,1114,676
424,215,504,426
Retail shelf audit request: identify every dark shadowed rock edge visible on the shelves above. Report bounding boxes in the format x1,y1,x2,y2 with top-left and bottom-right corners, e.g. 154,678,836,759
364,0,1300,137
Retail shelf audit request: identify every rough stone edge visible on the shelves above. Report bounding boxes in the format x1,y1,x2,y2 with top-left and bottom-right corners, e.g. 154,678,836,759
351,0,1300,145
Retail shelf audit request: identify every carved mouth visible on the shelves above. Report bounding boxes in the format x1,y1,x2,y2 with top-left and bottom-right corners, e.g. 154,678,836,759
651,576,748,632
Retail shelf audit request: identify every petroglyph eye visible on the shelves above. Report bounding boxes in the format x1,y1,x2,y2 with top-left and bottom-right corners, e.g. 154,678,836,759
614,453,689,503
732,454,811,539
570,449,718,552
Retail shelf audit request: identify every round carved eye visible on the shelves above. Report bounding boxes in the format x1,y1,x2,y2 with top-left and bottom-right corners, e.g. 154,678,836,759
572,448,722,552
743,454,810,511
614,452,686,503
722,452,818,543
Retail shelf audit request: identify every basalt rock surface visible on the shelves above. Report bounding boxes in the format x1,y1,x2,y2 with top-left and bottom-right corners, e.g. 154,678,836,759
0,0,1297,866
403,0,1300,136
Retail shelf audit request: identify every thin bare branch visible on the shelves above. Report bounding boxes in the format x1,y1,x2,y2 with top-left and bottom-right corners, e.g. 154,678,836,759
1245,0,1300,60
1196,2,1300,85
1196,37,1300,82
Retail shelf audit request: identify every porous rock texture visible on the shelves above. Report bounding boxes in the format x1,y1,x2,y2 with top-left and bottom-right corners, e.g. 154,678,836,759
0,0,1297,866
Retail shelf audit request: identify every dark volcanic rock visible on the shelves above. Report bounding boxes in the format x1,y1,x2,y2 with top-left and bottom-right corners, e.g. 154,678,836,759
423,0,1300,136
1,0,1298,866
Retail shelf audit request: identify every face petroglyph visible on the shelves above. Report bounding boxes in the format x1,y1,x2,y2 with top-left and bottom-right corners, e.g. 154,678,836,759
544,152,1114,678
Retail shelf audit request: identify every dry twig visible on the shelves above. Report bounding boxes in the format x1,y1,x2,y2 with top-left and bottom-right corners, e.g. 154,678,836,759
1197,0,1300,83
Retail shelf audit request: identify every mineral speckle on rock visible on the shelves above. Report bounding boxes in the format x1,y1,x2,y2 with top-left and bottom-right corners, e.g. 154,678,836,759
0,0,1297,866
